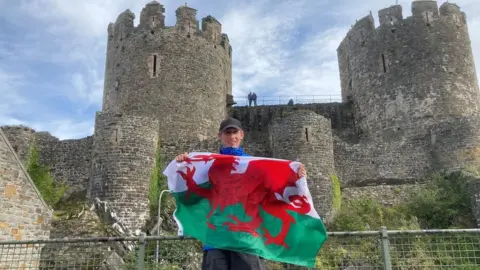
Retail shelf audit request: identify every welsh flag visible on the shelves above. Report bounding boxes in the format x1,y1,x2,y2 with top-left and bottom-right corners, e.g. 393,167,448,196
163,152,328,267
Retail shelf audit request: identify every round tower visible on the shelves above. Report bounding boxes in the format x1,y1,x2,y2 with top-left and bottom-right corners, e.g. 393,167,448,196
88,112,159,234
102,1,232,141
269,110,335,220
337,1,480,142
430,112,480,173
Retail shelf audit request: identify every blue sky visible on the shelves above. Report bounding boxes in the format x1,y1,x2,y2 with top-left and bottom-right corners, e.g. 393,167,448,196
0,0,479,140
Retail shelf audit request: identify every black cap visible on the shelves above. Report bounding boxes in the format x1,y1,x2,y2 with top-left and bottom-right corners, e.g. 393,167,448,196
219,117,243,133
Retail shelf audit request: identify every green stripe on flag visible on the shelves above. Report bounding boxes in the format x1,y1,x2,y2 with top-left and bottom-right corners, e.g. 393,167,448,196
172,183,328,267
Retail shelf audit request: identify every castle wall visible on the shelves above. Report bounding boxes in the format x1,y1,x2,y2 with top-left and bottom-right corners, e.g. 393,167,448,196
34,133,93,198
159,137,220,166
102,4,232,141
1,126,93,199
0,126,36,163
338,2,480,143
341,184,424,206
269,110,335,219
430,115,480,172
334,135,432,186
0,129,52,268
88,112,159,234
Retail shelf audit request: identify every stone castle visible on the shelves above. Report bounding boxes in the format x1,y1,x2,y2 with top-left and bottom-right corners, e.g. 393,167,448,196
2,0,480,241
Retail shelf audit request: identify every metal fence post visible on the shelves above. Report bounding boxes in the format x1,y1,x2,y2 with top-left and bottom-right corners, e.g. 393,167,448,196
380,226,392,270
155,189,171,263
138,232,146,270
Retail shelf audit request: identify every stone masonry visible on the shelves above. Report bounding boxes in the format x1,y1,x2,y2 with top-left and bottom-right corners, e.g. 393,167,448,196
102,1,232,142
0,129,52,269
269,110,335,219
2,0,480,237
88,112,159,233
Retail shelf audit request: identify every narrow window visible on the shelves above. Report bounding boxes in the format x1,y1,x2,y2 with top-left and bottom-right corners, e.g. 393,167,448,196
381,53,387,73
152,17,155,22
305,128,309,142
424,11,432,26
115,129,118,142
153,55,157,77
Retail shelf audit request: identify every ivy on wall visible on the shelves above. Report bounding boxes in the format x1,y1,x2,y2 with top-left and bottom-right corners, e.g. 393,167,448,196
330,174,342,212
26,138,67,207
148,137,166,217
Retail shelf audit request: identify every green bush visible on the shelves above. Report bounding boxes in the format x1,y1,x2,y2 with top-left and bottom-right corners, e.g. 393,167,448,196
329,198,420,231
405,171,474,229
330,170,475,231
317,171,479,269
26,139,67,208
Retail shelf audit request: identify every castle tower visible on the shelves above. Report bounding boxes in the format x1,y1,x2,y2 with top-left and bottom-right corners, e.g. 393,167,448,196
269,110,335,221
101,1,232,141
337,1,480,142
88,112,159,234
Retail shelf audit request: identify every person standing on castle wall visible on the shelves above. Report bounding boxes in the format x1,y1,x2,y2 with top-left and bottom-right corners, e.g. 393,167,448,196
175,117,307,270
252,92,257,106
248,92,253,107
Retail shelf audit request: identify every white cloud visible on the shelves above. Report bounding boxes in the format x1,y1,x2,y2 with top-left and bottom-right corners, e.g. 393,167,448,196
221,0,332,99
39,119,95,140
0,0,479,139
0,68,27,121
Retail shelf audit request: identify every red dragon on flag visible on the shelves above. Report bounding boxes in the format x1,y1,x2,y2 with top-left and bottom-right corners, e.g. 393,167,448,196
164,152,328,267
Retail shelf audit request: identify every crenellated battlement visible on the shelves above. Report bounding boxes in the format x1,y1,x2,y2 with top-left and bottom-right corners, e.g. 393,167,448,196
342,1,467,48
336,0,479,143
5,0,480,243
101,0,233,141
108,1,230,52
139,1,165,29
411,0,439,16
378,5,403,26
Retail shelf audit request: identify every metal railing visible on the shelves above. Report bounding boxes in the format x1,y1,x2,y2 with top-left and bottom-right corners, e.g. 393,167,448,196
2,227,480,269
233,95,342,106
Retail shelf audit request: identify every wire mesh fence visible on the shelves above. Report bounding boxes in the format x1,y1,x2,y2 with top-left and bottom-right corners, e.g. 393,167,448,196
1,228,480,269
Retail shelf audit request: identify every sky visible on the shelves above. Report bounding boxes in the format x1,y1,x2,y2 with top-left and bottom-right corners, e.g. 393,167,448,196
0,0,479,140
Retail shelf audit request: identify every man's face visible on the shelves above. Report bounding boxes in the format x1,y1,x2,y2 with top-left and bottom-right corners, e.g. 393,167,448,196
218,128,244,148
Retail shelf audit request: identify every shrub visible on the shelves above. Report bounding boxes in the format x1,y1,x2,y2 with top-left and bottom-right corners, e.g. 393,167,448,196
405,171,474,229
329,198,420,231
26,139,67,208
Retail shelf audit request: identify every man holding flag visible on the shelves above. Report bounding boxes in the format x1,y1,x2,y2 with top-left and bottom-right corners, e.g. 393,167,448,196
169,117,326,269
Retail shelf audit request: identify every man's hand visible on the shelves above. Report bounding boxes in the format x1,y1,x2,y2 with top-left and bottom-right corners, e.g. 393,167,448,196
175,152,189,162
298,164,307,178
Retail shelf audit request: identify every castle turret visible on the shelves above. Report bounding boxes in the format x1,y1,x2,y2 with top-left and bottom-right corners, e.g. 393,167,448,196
378,5,403,26
101,2,232,141
337,1,480,142
175,5,197,35
411,0,439,17
202,16,221,44
88,112,159,234
269,110,335,221
139,1,165,29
